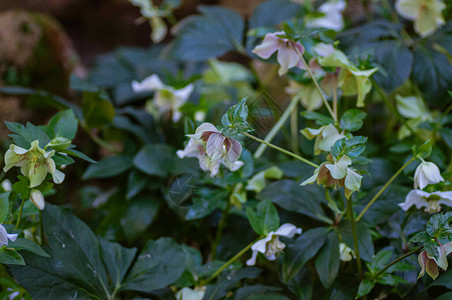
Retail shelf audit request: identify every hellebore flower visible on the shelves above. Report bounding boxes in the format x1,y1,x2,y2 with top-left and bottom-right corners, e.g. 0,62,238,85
318,49,377,107
0,224,18,248
176,287,205,300
398,190,452,213
3,140,65,188
285,80,324,111
306,0,346,31
396,95,433,139
395,0,446,37
414,161,444,190
302,155,362,198
132,74,194,122
177,123,244,177
252,31,305,76
246,223,302,266
30,189,45,210
339,243,355,262
129,0,168,43
301,124,345,155
418,242,452,280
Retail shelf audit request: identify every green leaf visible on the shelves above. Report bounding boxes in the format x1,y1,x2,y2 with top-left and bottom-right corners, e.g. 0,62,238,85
412,140,432,159
81,91,115,129
5,121,50,149
47,110,78,140
246,200,280,236
356,279,375,298
126,169,149,200
340,109,367,132
99,237,137,287
120,197,160,242
282,227,329,282
0,248,25,265
338,221,374,261
300,111,334,126
61,149,97,164
314,231,340,288
121,238,185,292
170,6,244,61
441,127,452,150
203,267,261,300
133,144,178,177
8,238,49,257
82,155,133,180
12,176,30,200
0,192,9,223
257,180,330,223
331,136,367,159
369,250,392,271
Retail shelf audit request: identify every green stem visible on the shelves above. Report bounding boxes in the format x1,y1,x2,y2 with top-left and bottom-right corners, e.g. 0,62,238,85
15,198,25,229
291,103,300,155
371,78,416,136
202,239,257,285
375,246,423,278
243,132,319,168
356,157,415,222
254,95,300,159
212,199,232,260
294,47,337,122
347,196,363,280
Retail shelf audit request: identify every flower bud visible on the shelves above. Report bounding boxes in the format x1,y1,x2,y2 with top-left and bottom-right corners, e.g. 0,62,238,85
30,189,45,210
414,161,444,190
47,137,72,150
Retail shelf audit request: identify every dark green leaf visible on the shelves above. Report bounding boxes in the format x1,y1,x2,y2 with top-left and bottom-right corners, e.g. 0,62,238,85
133,144,176,177
5,121,50,149
81,91,115,128
300,111,334,126
121,238,185,292
8,238,49,257
282,227,329,282
339,221,374,262
0,248,24,265
47,110,78,140
82,155,133,180
246,200,280,236
0,192,9,223
340,109,367,132
120,197,160,242
356,279,375,298
315,231,340,288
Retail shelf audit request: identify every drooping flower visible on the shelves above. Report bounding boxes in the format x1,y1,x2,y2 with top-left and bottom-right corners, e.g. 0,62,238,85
302,155,362,198
132,74,194,122
395,0,446,37
318,49,378,107
414,161,444,190
129,0,168,43
177,123,244,177
175,287,205,300
399,190,452,213
3,140,65,188
418,242,452,280
252,31,305,76
301,124,345,155
339,243,355,262
30,189,45,210
305,0,346,31
0,224,18,248
246,223,302,266
285,80,324,111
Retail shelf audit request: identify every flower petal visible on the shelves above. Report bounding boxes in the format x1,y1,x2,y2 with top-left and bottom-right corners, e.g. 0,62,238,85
274,223,302,238
246,250,259,266
131,74,165,93
252,32,282,59
30,189,45,210
0,225,8,248
206,133,226,161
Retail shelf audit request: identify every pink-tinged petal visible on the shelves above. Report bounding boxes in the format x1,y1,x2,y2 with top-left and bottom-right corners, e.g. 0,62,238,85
188,123,219,140
206,133,226,161
293,43,305,56
177,139,203,159
426,257,440,279
252,33,282,59
442,242,452,256
274,223,302,238
223,138,242,168
418,251,429,278
277,45,300,76
131,74,165,93
435,245,449,271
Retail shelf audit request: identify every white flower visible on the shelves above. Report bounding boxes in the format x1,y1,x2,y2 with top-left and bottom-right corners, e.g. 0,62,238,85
1,179,12,192
414,161,444,190
339,243,354,262
395,0,446,37
325,155,363,193
399,190,452,213
30,189,45,210
252,31,305,76
301,124,345,155
246,223,302,266
175,287,205,300
129,0,168,43
177,123,244,177
0,224,18,248
3,140,65,188
306,0,346,31
132,74,194,122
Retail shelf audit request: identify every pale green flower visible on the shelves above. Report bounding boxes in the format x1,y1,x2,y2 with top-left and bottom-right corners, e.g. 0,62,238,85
396,95,433,139
3,140,65,188
301,124,345,155
339,243,355,262
30,189,45,210
246,166,283,193
318,49,378,107
396,0,446,37
129,0,168,43
418,242,452,280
